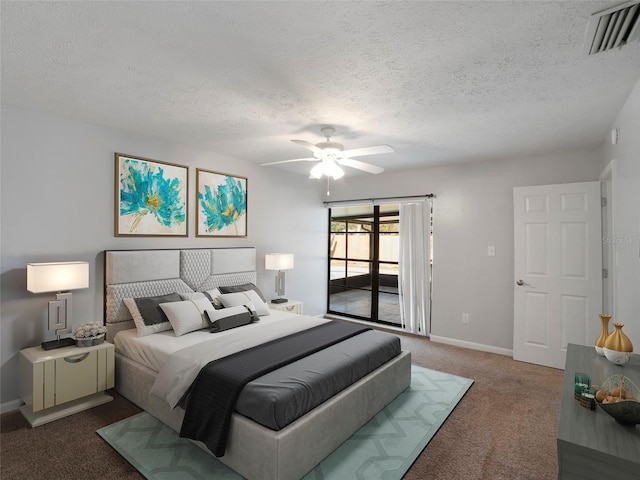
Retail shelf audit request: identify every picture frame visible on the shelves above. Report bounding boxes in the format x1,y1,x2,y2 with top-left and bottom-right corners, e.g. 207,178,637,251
196,168,247,237
115,153,188,237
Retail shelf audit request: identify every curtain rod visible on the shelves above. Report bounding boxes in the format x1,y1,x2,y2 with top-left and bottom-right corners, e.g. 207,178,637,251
324,194,434,207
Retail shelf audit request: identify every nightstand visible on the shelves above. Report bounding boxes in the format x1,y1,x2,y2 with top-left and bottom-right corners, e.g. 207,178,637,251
19,341,115,427
269,299,303,315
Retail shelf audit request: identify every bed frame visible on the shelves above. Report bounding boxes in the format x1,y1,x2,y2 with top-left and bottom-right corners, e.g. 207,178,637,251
104,247,411,480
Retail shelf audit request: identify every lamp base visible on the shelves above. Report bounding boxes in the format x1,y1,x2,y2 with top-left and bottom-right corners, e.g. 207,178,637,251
271,298,288,304
41,337,76,351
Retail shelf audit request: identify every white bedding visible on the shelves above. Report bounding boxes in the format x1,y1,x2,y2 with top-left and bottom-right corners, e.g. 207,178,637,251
114,309,330,408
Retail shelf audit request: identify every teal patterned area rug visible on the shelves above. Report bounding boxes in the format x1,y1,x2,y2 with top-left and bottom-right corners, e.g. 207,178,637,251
97,365,473,480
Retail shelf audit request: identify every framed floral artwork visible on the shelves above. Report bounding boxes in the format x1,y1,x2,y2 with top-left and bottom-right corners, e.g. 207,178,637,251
196,168,247,237
115,153,188,237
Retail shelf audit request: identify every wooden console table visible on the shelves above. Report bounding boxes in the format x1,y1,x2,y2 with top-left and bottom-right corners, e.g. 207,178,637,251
557,343,640,479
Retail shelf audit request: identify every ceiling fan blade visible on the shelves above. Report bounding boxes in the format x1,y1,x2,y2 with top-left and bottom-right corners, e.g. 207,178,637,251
291,139,324,155
338,158,384,174
260,157,317,166
341,144,394,158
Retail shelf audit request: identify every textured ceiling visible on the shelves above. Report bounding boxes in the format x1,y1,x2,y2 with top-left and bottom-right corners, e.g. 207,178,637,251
2,1,640,176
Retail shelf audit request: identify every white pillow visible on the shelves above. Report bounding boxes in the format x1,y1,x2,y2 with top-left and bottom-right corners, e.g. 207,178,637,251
178,291,207,301
218,290,270,316
203,288,223,308
218,292,255,310
159,296,213,336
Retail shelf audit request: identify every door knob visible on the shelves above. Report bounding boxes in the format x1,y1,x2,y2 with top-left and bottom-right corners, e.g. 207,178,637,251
516,279,525,286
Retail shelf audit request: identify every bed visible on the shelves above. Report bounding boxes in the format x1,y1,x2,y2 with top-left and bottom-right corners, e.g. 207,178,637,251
104,247,411,480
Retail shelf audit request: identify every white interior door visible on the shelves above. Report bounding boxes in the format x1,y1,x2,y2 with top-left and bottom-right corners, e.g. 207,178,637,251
513,182,602,369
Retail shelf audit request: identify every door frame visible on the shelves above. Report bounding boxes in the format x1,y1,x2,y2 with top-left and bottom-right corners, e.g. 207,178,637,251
600,160,616,317
513,181,603,369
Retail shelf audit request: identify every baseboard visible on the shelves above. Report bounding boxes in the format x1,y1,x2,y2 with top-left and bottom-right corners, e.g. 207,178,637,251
323,313,405,333
429,335,513,357
323,315,512,357
1,398,23,414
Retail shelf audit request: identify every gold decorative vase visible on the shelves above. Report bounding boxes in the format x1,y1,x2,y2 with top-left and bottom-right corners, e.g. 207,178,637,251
595,314,611,356
603,323,634,365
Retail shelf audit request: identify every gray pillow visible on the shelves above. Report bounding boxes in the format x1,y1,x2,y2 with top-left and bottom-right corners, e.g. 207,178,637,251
204,305,259,333
134,293,182,326
124,292,183,337
219,283,266,302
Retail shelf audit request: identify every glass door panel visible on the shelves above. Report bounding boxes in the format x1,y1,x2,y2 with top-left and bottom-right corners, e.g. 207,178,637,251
328,261,373,318
328,205,399,326
378,218,400,325
329,259,346,281
330,232,346,259
378,261,400,325
345,233,370,260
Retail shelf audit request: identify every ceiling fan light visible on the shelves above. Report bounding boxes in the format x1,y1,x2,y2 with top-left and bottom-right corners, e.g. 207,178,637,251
309,160,344,180
331,168,345,180
326,163,344,179
323,146,342,155
270,127,392,177
309,163,325,179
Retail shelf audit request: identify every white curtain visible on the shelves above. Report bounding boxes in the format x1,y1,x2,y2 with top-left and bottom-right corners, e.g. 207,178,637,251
398,201,431,335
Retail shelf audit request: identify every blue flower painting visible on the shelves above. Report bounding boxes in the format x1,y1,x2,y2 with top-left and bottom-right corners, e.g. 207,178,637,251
116,155,187,236
197,169,247,237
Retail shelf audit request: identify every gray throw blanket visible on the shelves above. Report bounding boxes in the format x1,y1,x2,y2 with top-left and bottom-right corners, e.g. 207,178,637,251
179,320,371,457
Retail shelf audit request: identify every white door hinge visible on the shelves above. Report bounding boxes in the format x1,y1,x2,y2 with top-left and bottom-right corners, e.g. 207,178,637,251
601,197,607,207
603,268,608,279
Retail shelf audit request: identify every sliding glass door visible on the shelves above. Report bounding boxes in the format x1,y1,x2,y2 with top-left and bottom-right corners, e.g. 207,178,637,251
328,205,400,326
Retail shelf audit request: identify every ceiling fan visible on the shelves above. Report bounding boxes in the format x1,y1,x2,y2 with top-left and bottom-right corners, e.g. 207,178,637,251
261,127,393,179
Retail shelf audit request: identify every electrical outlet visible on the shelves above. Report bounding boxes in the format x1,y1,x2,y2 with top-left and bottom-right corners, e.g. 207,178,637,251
488,245,495,256
462,313,469,324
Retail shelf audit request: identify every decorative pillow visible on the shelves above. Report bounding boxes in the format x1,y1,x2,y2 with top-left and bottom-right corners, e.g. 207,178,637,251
218,290,270,316
178,291,207,301
202,288,224,309
219,283,267,302
123,293,182,337
159,296,213,336
204,305,259,333
218,292,256,310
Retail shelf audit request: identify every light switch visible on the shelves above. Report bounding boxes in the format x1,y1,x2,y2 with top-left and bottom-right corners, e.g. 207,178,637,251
488,245,495,257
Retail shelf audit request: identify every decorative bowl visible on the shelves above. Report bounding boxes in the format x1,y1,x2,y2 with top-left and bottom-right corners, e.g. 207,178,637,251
595,375,640,426
75,333,105,348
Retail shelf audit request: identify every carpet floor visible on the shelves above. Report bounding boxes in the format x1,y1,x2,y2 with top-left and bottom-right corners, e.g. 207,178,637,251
1,332,563,480
96,365,472,480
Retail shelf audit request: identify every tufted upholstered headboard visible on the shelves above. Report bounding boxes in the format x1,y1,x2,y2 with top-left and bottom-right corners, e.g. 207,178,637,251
104,247,257,341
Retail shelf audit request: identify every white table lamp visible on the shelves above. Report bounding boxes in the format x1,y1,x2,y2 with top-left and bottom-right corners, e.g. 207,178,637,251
265,253,294,304
27,261,89,350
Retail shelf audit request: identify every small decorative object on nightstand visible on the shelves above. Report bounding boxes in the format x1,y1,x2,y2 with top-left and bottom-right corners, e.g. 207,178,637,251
73,321,107,347
19,341,114,427
269,299,303,315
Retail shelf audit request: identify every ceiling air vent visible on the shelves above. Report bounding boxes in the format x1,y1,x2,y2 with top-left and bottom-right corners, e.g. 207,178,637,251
583,0,640,56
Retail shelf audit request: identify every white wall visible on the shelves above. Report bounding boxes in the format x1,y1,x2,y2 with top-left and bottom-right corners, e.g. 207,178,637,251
2,99,630,407
326,148,603,353
0,105,328,405
602,78,640,347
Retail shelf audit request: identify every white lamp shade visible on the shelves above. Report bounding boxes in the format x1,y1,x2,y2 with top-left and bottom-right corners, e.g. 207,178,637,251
309,163,325,179
27,261,89,293
309,161,344,180
265,253,294,271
